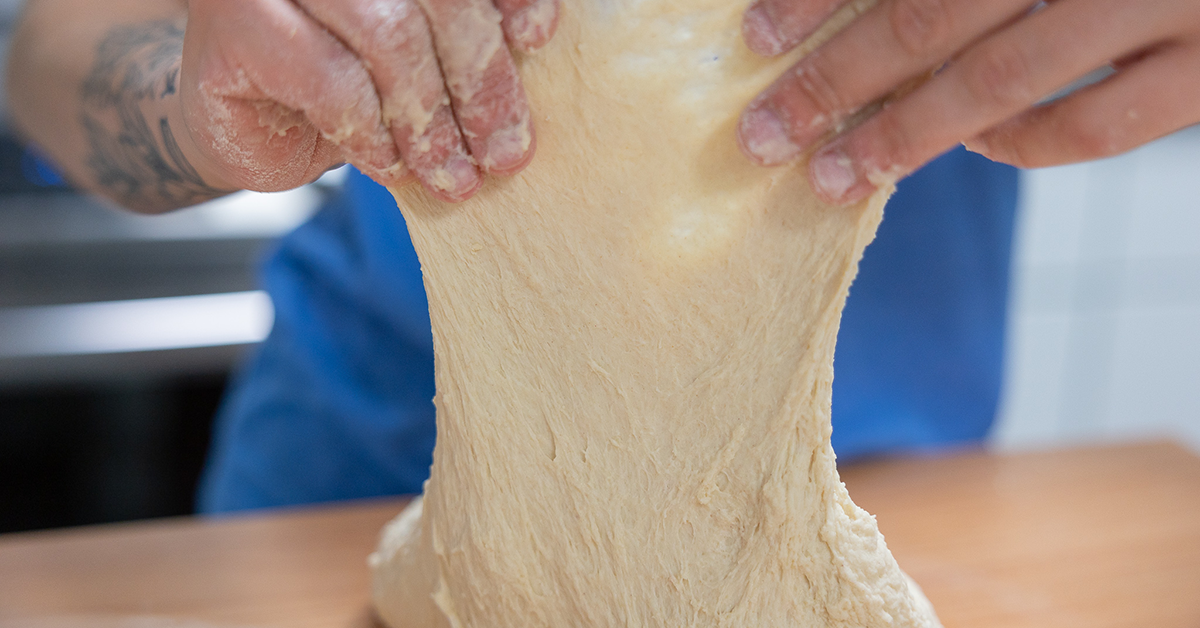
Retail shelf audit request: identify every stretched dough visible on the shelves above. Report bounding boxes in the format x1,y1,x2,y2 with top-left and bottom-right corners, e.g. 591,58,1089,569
370,0,941,626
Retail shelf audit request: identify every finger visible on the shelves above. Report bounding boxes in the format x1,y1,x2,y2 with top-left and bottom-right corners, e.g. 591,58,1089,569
742,0,844,57
294,0,481,202
418,0,535,176
804,0,1176,205
493,0,560,52
196,0,406,186
966,42,1200,168
738,0,1035,165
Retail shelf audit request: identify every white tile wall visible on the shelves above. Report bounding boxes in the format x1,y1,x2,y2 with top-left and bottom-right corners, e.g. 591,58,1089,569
993,126,1200,454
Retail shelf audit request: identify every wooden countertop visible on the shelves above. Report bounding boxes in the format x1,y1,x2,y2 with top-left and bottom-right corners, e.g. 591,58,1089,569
1,442,1198,628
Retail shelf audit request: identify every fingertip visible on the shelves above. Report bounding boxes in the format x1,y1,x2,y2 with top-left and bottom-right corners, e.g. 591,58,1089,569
737,105,801,166
421,152,484,203
481,121,536,176
335,123,407,185
809,147,856,205
742,3,785,57
503,0,559,52
808,143,876,206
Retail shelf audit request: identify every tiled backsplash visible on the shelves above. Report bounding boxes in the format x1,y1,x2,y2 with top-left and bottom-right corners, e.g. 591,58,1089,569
994,126,1200,453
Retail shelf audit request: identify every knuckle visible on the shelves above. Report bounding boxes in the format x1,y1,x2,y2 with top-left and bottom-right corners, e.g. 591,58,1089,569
505,0,558,51
964,42,1035,110
341,0,428,54
790,56,847,119
871,110,919,172
381,0,428,37
889,0,952,59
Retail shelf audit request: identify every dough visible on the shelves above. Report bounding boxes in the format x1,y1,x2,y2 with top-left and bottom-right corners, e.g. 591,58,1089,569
370,0,941,625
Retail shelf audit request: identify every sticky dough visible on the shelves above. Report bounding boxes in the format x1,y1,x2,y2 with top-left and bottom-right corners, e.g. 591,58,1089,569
369,0,941,626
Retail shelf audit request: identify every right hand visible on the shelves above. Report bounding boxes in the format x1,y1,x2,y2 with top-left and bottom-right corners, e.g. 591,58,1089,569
179,0,559,202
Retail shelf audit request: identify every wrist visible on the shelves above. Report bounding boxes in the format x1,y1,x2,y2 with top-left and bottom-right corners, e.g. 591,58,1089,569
161,89,240,194
79,19,234,212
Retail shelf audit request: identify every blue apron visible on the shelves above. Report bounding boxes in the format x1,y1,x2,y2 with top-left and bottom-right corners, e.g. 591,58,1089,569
198,147,1018,513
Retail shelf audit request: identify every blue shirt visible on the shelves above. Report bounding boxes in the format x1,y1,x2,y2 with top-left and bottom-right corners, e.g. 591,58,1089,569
198,147,1018,513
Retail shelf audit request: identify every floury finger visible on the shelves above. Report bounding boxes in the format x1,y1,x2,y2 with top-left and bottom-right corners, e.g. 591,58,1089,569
182,0,404,190
737,0,1035,167
492,0,560,52
741,0,845,57
295,0,481,201
418,0,536,176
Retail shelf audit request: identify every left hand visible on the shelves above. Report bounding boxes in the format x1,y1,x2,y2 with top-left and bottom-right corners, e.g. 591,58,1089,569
736,0,1200,205
180,0,559,203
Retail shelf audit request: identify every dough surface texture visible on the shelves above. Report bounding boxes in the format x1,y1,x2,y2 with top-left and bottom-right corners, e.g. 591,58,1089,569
370,0,941,626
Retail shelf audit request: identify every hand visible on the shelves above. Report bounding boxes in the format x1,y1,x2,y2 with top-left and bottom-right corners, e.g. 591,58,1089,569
180,0,558,202
736,0,1200,205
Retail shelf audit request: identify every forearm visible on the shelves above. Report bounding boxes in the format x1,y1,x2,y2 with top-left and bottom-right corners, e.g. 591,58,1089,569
8,0,233,212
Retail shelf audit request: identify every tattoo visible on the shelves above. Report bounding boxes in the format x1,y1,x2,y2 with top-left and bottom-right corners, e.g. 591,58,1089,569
81,20,229,210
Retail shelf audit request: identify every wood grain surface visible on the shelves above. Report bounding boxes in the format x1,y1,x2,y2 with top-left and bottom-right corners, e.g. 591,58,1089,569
1,442,1197,628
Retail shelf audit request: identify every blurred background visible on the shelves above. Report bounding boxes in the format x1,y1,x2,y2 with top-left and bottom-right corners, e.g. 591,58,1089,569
0,0,1197,534
995,129,1200,455
0,0,330,533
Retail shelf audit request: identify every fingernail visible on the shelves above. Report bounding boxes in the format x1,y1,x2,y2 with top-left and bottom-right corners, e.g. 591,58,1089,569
430,153,481,201
509,0,557,51
810,146,859,204
743,4,785,57
738,106,800,166
482,122,533,174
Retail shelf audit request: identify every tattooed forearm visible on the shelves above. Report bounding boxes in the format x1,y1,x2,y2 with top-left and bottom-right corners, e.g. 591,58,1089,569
81,20,230,211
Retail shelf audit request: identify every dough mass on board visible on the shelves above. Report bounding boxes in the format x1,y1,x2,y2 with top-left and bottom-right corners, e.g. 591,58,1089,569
369,0,941,625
